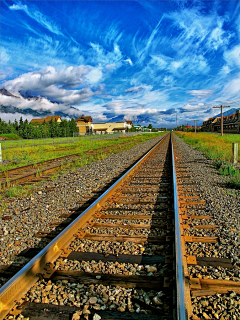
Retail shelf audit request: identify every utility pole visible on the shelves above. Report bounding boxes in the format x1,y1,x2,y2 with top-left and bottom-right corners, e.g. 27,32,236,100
212,105,230,136
176,114,177,130
191,120,199,134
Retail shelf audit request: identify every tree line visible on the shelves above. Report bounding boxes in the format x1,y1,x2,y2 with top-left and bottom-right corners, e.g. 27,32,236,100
0,117,78,139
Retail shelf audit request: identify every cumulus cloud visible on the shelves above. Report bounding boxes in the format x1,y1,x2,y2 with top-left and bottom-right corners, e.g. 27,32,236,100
3,65,103,105
0,112,34,123
0,94,87,118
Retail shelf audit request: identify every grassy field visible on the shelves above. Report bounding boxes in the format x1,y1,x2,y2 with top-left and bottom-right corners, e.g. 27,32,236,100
0,133,131,149
0,132,166,208
176,132,240,161
0,132,166,172
176,132,240,189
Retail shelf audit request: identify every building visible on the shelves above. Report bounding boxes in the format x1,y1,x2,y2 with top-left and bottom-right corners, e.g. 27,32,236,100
92,122,131,134
125,121,133,129
76,116,93,135
133,125,142,131
202,109,240,133
75,117,133,135
30,115,62,124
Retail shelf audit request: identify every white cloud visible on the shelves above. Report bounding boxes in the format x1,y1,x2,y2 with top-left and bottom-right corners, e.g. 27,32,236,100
124,58,133,66
9,2,64,36
89,42,123,68
85,68,103,84
219,74,240,101
220,65,231,75
0,94,87,118
105,64,116,71
0,67,13,81
1,48,10,65
0,112,34,123
187,89,214,99
3,65,103,105
150,55,168,69
167,7,231,53
224,45,240,69
181,103,210,112
171,61,182,70
207,21,231,50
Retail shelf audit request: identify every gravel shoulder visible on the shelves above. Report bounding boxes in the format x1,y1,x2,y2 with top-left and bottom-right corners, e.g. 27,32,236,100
174,134,240,320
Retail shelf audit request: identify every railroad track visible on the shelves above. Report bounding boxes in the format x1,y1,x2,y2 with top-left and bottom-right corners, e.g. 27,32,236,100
0,154,80,189
0,140,139,189
172,134,240,320
1,133,239,319
0,133,181,319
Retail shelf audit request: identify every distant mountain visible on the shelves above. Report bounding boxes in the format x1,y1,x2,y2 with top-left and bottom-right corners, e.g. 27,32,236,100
19,90,42,101
0,88,20,99
0,104,53,117
105,114,158,125
0,89,83,119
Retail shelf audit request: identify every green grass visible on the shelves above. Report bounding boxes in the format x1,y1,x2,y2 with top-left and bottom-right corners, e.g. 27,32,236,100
176,132,240,189
176,132,240,162
0,133,165,172
0,132,166,202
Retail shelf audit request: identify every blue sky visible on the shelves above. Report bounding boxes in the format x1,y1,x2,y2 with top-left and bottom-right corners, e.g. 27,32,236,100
1,0,240,127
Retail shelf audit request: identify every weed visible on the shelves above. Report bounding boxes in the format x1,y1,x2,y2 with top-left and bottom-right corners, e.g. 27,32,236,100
5,185,34,198
214,160,223,169
227,174,240,189
36,168,41,177
219,163,239,176
51,173,59,181
0,199,7,216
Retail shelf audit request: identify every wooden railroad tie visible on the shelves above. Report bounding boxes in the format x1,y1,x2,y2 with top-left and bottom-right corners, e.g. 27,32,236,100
186,256,233,269
181,215,213,220
184,235,218,243
60,250,171,265
47,270,172,290
190,278,240,297
80,233,172,244
182,224,217,230
88,222,172,229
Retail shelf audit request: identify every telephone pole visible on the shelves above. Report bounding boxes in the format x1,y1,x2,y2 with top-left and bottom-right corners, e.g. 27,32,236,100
212,105,230,136
176,114,177,130
191,120,199,134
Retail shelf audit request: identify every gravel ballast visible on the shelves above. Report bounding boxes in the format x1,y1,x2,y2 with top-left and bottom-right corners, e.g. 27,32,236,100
173,134,240,320
0,136,164,279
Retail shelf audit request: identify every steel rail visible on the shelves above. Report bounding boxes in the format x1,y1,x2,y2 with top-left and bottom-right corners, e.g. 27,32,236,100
0,133,168,320
171,133,187,320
